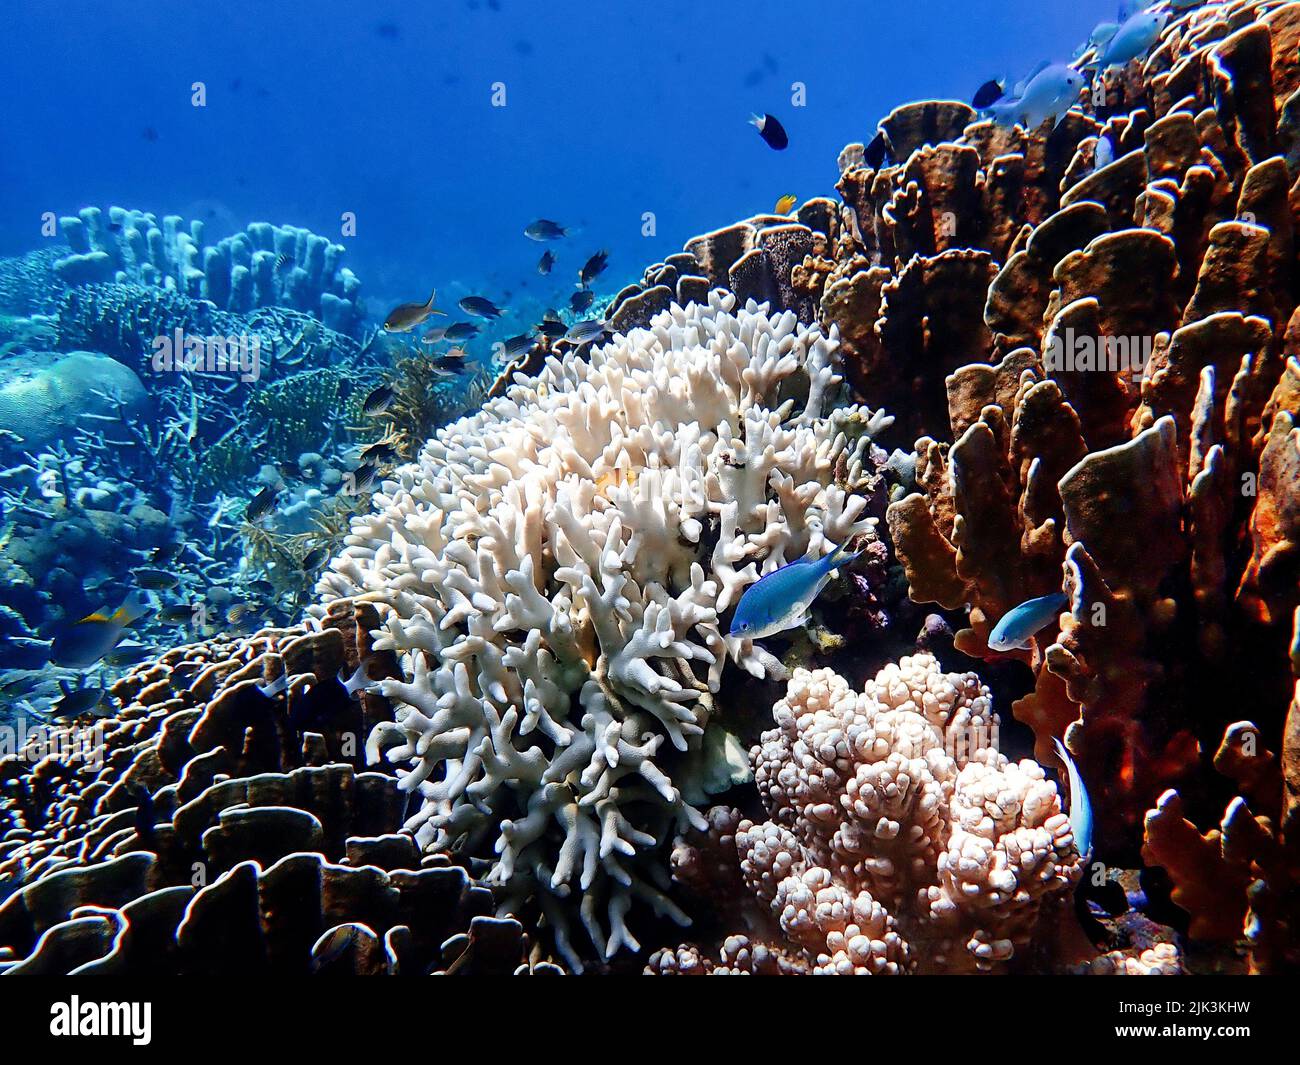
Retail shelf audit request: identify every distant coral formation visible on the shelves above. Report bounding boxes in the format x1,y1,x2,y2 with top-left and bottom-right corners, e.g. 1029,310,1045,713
51,206,363,336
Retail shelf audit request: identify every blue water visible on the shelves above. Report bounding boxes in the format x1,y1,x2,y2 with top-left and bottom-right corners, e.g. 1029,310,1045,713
2,0,1119,311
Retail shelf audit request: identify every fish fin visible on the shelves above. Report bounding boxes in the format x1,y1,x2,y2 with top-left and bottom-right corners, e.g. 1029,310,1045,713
748,113,763,128
339,659,372,697
821,542,862,572
111,590,150,627
1053,108,1073,129
259,673,288,699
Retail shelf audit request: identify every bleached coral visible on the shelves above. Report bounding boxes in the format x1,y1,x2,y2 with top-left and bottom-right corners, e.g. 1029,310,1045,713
314,292,886,969
737,655,1082,973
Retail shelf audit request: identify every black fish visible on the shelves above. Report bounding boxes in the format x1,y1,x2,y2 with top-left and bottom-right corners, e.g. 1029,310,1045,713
578,250,609,287
458,296,503,319
246,485,279,523
301,545,329,571
569,289,594,313
151,541,183,563
972,78,1006,109
289,661,371,736
749,112,788,150
159,603,196,624
537,315,567,339
444,321,480,340
538,249,555,275
863,131,888,169
361,440,399,465
525,219,568,241
362,384,396,416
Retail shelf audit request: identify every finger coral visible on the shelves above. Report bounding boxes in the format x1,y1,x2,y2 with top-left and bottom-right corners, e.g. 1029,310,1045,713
315,292,889,969
650,654,1083,974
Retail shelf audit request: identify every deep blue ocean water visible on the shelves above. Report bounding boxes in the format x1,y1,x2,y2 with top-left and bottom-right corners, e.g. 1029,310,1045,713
3,0,1119,314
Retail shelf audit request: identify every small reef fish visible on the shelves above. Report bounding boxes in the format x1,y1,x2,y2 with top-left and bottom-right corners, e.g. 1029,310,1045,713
749,112,789,150
51,590,150,669
226,602,257,625
351,462,381,494
383,288,445,333
984,64,1085,130
150,541,183,564
565,319,609,344
300,545,329,571
987,591,1068,652
159,603,197,624
245,485,279,523
458,296,503,319
972,78,1007,109
444,321,480,340
362,384,396,416
1053,737,1094,858
1086,8,1168,70
570,289,595,313
104,641,153,667
524,219,569,241
360,440,399,464
420,326,448,344
501,333,534,357
862,130,888,169
774,194,798,215
1093,134,1115,172
50,679,110,719
131,567,179,591
729,542,860,640
537,314,567,339
537,249,556,275
288,659,375,738
578,250,609,287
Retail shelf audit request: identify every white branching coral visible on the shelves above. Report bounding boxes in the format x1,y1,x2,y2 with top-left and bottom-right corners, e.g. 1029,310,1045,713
739,655,1082,973
314,292,886,969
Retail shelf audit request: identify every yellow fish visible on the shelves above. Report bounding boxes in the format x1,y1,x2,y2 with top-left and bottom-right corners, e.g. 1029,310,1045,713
774,194,797,215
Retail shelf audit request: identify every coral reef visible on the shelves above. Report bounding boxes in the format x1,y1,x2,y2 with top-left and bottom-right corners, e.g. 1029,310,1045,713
647,654,1083,974
48,206,363,336
316,293,890,969
0,599,559,974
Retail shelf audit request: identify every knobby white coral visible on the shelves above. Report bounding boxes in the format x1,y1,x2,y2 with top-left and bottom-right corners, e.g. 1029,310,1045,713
315,292,886,969
740,655,1082,973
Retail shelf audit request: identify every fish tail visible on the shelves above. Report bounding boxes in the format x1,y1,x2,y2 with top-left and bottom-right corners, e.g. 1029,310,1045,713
112,590,150,627
748,113,762,128
339,659,373,697
822,542,862,572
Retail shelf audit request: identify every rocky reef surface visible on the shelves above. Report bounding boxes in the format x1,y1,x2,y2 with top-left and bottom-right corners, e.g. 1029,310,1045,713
1,0,1299,976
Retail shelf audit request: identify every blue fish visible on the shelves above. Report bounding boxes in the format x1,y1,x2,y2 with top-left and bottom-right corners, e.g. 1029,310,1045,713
1086,8,1168,70
729,543,860,640
987,591,1067,652
1053,737,1094,859
985,64,1085,130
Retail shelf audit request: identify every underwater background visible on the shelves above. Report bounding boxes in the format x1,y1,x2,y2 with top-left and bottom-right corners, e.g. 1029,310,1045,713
1,0,1298,979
